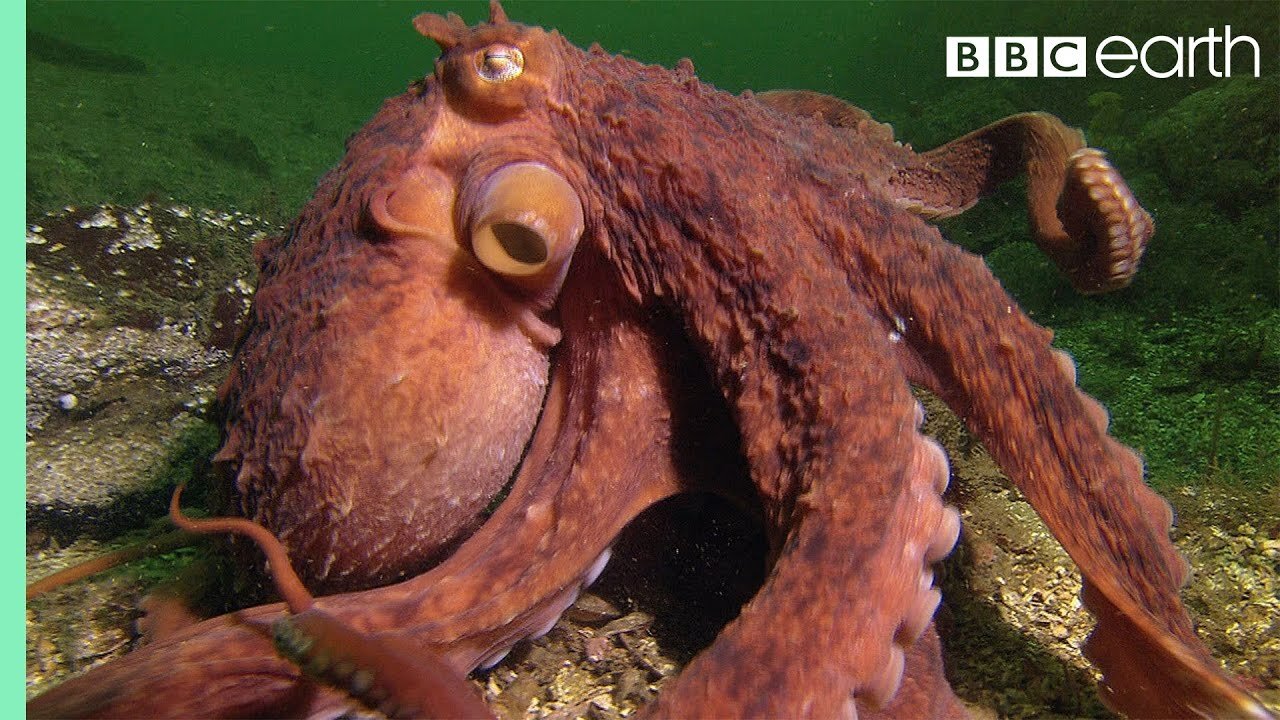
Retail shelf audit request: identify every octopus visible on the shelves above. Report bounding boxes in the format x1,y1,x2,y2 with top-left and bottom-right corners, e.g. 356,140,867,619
28,3,1274,719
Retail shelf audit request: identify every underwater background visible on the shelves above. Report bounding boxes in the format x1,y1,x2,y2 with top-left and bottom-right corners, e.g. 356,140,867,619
26,1,1279,718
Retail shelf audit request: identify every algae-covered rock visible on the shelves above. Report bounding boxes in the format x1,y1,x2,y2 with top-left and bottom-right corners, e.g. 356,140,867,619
1086,90,1127,139
26,203,273,537
26,202,277,698
1140,74,1279,217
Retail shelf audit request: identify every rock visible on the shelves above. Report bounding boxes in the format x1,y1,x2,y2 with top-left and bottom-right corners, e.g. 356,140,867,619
25,202,273,538
1139,74,1279,217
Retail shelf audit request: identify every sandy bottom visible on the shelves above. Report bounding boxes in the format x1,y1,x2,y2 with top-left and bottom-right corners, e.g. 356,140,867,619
26,393,1279,718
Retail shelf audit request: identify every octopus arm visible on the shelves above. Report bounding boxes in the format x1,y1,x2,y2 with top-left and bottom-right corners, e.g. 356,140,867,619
26,605,330,719
758,89,1150,294
893,113,1152,295
862,208,1270,720
274,609,493,719
591,199,960,717
643,328,958,718
863,624,971,720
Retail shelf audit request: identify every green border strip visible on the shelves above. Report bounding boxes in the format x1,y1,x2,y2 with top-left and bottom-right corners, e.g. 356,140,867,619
9,0,26,713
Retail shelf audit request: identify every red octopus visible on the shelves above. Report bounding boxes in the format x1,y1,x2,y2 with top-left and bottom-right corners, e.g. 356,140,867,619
29,4,1272,719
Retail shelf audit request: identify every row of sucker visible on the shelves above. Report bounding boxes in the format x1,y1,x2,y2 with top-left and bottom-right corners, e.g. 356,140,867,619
1050,348,1181,569
271,616,420,719
1051,348,1111,431
846,402,961,717
1045,341,1249,718
1065,149,1153,283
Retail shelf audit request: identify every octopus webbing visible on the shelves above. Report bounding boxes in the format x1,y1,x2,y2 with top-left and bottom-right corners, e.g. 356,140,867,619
29,3,1273,718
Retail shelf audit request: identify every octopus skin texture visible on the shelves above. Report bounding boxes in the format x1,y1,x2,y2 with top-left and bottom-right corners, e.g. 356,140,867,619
28,3,1273,719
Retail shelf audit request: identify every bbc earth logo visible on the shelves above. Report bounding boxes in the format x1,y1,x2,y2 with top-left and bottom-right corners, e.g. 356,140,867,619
946,27,1260,78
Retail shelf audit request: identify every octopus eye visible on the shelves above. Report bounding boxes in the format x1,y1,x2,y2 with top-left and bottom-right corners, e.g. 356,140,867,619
470,163,583,291
476,44,524,83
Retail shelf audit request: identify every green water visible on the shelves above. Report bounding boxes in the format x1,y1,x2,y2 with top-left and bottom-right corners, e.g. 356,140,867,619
27,0,1278,490
27,2,1279,216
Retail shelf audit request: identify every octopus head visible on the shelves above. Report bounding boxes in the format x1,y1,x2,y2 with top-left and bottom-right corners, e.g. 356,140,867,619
224,3,590,592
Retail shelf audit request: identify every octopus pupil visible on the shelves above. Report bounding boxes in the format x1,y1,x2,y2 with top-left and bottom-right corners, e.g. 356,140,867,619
492,221,548,264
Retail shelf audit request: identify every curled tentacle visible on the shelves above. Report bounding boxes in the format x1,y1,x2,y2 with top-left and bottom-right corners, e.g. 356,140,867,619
758,89,1152,294
901,112,1152,293
169,484,493,719
169,483,314,614
1056,148,1154,293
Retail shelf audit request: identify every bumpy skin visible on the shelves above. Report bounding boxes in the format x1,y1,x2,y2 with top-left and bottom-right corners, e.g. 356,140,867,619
213,88,556,593
29,5,1268,720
